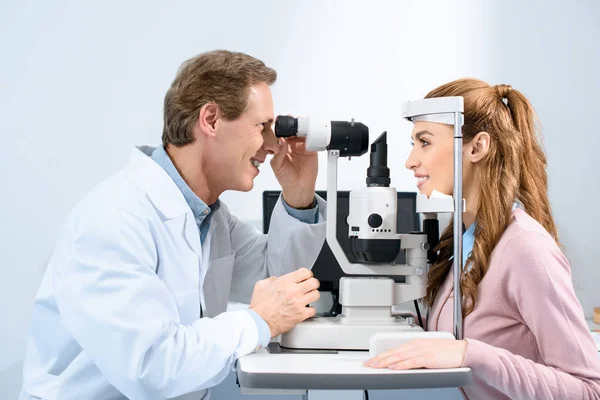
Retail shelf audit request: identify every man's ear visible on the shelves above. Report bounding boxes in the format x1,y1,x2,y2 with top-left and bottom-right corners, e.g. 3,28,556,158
468,131,491,163
197,102,220,138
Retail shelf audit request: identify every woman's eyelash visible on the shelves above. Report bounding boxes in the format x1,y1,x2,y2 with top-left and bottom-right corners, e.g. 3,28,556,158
410,139,430,147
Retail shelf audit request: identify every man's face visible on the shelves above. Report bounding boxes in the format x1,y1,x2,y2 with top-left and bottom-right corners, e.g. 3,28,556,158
210,82,277,192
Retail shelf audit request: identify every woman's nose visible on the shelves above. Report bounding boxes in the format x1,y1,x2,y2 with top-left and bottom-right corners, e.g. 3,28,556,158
405,149,419,170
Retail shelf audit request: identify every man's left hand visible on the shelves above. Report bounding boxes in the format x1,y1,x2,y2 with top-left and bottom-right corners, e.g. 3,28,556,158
271,136,318,209
363,339,468,370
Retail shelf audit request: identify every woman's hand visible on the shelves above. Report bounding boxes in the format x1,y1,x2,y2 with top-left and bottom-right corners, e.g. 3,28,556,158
363,339,468,370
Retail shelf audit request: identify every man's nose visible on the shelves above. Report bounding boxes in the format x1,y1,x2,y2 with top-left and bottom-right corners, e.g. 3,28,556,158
261,126,280,155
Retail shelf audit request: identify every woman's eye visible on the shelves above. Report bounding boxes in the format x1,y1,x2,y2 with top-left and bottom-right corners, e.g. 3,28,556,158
410,140,429,147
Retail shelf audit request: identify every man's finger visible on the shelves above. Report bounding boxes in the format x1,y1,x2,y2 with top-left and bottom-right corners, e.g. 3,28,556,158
302,306,317,320
298,277,320,293
282,267,313,283
286,136,306,144
291,139,306,149
302,288,320,305
270,138,288,170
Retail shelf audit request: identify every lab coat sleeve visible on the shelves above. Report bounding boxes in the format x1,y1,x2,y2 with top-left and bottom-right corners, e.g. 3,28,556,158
282,198,319,224
56,211,261,400
228,194,327,304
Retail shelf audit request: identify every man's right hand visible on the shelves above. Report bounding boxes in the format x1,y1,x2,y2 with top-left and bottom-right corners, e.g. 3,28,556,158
249,268,320,338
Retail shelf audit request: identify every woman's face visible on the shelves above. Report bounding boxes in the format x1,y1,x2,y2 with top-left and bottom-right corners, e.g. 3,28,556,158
405,121,473,197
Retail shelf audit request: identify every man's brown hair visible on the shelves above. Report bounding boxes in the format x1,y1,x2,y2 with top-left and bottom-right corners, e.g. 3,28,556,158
162,50,277,147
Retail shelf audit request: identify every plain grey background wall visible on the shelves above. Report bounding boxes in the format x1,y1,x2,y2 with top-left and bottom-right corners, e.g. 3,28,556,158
1,0,598,399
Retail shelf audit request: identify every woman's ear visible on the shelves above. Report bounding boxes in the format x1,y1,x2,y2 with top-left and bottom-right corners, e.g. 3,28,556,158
468,131,491,163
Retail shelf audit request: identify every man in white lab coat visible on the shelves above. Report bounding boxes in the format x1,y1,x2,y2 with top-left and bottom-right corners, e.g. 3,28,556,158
20,50,326,400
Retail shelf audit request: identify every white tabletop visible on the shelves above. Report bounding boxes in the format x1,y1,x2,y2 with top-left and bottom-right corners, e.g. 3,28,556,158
237,346,472,390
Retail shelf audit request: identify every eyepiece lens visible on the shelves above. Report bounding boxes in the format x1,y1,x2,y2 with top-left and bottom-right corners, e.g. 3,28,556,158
274,115,298,138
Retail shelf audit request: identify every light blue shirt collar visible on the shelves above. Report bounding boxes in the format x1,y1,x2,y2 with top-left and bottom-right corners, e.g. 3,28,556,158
462,223,476,271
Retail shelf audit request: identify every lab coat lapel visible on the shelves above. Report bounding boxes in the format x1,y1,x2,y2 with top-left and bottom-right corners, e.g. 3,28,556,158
128,146,190,220
182,213,203,262
128,146,205,283
199,221,217,316
129,146,203,259
202,220,217,278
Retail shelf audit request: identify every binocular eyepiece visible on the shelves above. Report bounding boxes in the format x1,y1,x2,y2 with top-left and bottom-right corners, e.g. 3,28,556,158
273,115,370,158
274,116,299,138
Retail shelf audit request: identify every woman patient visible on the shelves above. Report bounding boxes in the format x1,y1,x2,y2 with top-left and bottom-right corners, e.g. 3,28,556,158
364,78,600,399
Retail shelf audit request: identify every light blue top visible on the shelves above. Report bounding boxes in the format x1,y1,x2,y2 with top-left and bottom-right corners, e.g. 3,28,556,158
463,223,476,271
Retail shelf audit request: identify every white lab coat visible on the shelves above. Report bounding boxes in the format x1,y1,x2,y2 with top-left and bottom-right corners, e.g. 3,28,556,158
19,146,326,400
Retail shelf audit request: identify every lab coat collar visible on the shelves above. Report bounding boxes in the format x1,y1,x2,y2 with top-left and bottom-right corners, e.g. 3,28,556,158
127,146,191,220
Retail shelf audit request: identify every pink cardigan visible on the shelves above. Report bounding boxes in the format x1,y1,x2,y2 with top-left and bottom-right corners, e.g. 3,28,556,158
429,209,600,399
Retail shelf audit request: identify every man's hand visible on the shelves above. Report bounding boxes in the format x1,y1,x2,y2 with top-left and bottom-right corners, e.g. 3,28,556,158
249,268,320,337
270,120,318,208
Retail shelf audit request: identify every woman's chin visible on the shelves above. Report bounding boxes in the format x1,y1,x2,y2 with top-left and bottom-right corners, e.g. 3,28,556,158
419,188,432,197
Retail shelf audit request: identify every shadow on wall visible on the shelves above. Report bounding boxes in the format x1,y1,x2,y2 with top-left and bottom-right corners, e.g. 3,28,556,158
4,256,50,399
1,360,23,399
